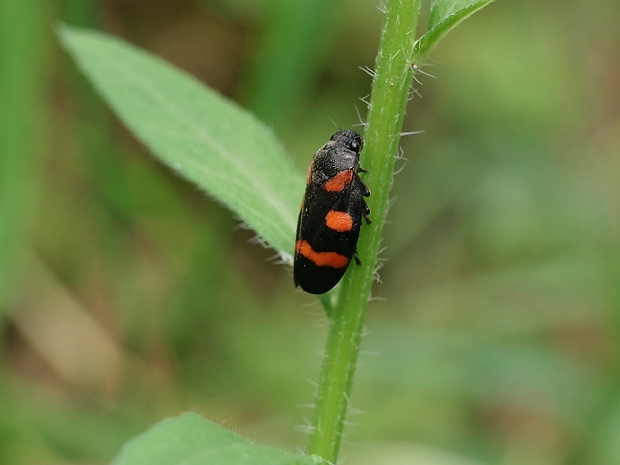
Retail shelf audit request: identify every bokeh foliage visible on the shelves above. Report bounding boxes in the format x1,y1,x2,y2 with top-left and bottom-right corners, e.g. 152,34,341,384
1,0,620,464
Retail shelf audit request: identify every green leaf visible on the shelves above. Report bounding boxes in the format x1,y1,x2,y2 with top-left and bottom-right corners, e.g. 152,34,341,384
58,25,304,260
413,0,494,63
112,413,327,465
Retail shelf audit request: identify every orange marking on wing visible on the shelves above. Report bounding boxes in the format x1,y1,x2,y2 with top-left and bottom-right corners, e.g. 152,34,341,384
324,170,354,192
295,240,350,268
325,211,353,232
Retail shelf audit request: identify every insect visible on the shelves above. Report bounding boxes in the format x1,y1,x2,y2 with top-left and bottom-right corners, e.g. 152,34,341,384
294,129,371,294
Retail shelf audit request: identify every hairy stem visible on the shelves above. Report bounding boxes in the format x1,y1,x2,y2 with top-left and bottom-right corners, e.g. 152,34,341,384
307,0,421,462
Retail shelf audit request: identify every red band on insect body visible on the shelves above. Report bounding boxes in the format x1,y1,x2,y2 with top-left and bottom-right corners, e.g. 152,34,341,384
295,240,350,268
323,170,354,192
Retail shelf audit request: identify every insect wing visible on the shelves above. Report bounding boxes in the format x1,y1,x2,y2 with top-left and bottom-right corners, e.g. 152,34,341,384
294,172,364,294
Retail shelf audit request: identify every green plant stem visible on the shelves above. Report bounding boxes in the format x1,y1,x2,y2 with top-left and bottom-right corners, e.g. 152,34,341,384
307,0,421,462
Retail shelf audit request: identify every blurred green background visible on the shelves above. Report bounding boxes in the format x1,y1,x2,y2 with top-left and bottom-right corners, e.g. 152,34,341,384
1,0,620,464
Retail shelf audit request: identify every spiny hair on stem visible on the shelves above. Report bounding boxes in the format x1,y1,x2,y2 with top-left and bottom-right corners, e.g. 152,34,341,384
359,64,377,78
354,105,368,128
411,61,437,78
359,93,371,109
409,86,423,100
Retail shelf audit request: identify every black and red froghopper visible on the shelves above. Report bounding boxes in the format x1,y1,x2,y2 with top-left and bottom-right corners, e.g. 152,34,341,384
294,129,371,294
